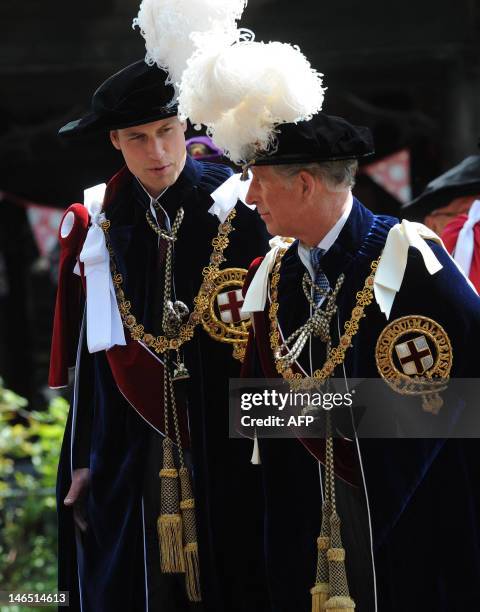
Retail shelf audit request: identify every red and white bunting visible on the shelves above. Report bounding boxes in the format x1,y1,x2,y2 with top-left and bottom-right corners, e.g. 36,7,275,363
363,149,411,204
26,204,64,258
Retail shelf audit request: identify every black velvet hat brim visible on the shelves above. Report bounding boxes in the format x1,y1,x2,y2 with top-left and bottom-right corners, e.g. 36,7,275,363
253,150,374,165
58,106,178,139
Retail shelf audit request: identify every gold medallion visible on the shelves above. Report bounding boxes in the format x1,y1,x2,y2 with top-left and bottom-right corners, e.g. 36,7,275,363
197,267,251,361
375,315,453,413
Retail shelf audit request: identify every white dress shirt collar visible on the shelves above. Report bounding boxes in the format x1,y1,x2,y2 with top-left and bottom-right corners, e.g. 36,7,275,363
134,177,170,227
297,191,353,279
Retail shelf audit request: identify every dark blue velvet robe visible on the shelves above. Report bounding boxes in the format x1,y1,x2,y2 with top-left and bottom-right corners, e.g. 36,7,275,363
245,198,480,611
56,156,270,612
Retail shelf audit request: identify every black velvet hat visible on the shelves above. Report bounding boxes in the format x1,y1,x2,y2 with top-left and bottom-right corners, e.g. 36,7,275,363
403,155,480,214
253,113,374,166
59,60,177,138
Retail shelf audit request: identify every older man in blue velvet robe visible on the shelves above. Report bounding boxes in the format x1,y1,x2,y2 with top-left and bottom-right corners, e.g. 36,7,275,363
240,113,480,612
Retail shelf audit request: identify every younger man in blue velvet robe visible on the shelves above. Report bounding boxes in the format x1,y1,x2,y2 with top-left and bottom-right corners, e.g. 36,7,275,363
50,60,269,612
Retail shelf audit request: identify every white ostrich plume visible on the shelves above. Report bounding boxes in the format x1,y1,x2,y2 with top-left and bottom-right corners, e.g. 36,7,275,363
179,40,325,164
133,0,247,96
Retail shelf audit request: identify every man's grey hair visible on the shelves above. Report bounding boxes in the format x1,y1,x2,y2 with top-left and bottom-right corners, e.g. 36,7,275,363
273,159,359,192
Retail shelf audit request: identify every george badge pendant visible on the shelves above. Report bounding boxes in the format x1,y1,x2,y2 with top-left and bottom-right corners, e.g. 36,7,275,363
173,350,190,381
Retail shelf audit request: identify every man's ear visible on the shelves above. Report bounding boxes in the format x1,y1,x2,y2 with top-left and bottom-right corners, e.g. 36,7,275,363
298,170,316,200
180,120,187,133
110,130,121,150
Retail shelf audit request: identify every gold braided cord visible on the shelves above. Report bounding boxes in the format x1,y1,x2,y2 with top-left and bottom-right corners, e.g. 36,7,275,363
268,248,380,385
100,209,237,354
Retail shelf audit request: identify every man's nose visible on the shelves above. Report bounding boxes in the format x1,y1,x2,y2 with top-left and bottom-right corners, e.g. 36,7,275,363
245,183,258,206
148,137,165,159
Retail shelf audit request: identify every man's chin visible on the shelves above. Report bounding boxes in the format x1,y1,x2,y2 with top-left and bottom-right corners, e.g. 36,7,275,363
142,172,177,196
263,219,279,236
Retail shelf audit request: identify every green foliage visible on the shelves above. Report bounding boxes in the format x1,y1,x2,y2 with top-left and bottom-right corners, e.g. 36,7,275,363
0,380,68,610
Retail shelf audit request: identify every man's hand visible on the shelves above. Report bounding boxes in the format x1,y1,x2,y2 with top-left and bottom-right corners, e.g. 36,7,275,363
64,468,90,532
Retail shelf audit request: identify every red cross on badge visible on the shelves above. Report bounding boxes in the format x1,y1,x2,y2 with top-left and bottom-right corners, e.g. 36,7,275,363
395,335,434,376
217,289,248,324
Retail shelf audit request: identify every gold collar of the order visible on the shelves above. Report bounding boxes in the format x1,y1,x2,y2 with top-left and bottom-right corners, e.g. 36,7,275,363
101,208,250,361
268,248,380,387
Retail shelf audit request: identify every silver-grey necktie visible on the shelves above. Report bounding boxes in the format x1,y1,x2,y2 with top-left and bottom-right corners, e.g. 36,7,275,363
310,247,330,305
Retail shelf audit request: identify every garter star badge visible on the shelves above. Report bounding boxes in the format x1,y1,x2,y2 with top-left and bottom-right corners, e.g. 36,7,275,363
197,267,250,361
375,315,453,413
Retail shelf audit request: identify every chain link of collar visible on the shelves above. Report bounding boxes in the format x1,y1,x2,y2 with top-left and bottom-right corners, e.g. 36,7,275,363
268,248,380,388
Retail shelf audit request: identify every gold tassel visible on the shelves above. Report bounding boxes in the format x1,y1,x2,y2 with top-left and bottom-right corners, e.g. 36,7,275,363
158,437,185,573
184,542,201,602
157,512,185,574
179,467,202,602
324,595,355,610
310,453,332,612
311,581,330,612
321,422,355,611
311,531,331,611
324,513,355,611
